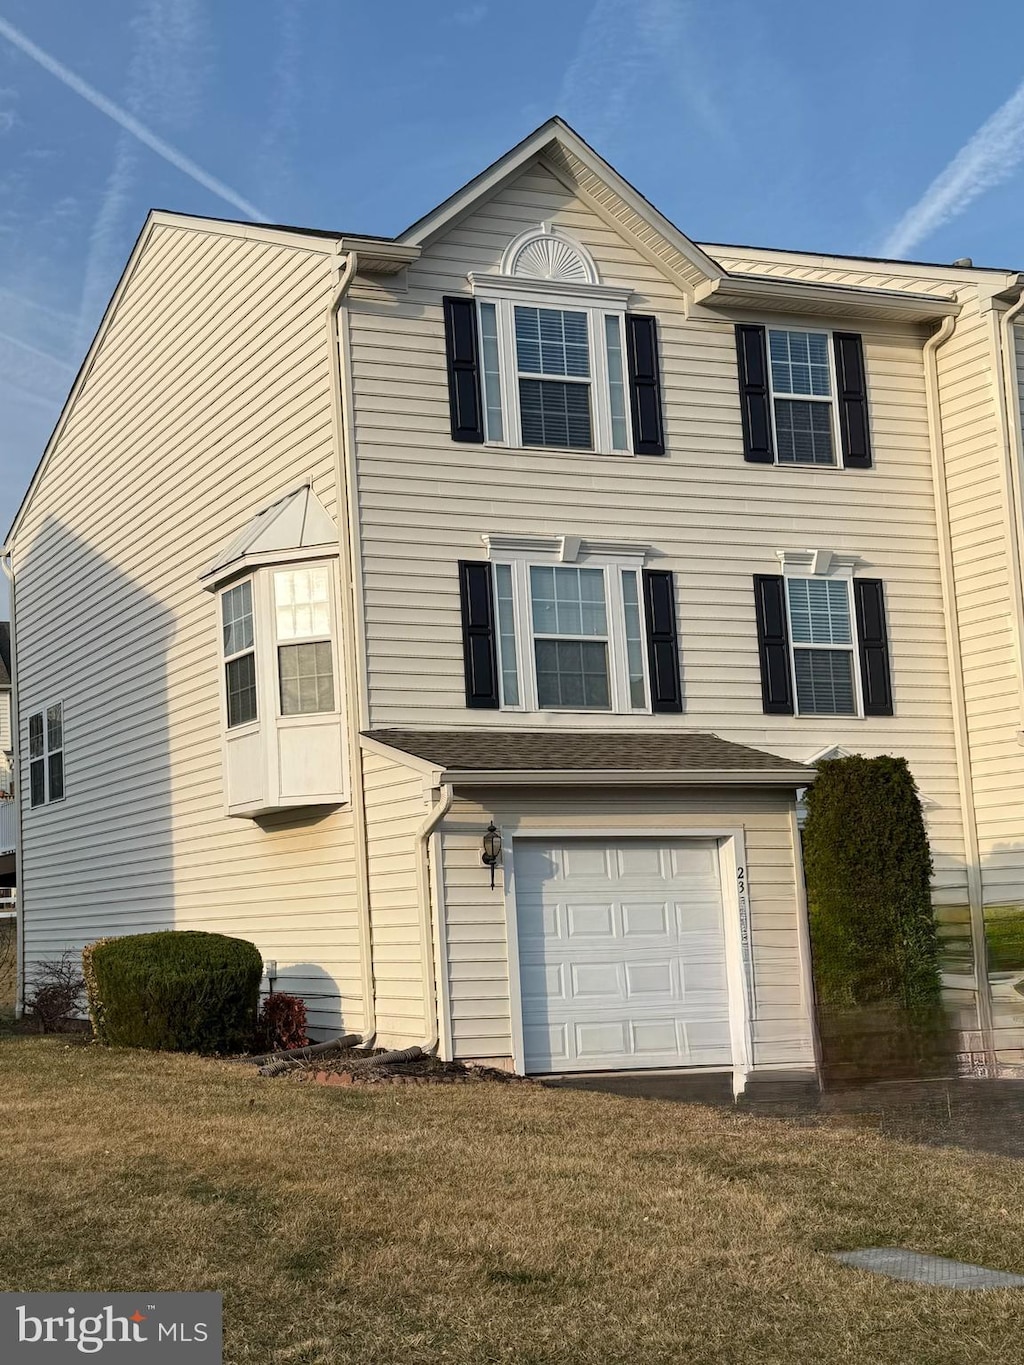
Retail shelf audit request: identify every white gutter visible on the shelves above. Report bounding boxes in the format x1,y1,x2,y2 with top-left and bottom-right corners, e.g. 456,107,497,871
0,551,23,1017
922,311,993,1044
436,767,813,788
326,247,377,1045
995,285,1024,732
414,781,454,1053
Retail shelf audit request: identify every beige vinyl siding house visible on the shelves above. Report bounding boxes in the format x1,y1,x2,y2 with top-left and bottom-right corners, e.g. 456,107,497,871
6,117,1024,1081
5,221,366,1033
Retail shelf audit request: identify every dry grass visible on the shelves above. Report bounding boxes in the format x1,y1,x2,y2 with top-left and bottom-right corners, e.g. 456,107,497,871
0,920,15,1014
0,1037,1022,1363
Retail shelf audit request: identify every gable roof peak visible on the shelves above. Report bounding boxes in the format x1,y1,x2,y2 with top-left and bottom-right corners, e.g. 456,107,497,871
397,115,725,294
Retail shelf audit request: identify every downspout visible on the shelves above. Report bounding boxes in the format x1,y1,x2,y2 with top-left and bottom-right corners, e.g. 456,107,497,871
414,781,454,1053
326,247,377,1045
0,551,23,1017
922,312,993,1046
995,283,1024,729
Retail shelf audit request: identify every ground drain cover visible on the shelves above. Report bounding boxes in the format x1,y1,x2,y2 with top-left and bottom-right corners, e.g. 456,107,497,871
832,1248,1024,1290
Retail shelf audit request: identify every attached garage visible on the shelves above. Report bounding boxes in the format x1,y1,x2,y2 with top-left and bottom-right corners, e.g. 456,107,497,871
513,836,734,1073
360,728,819,1090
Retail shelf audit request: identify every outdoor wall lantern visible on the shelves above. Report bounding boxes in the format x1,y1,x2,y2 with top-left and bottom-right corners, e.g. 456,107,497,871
481,822,502,889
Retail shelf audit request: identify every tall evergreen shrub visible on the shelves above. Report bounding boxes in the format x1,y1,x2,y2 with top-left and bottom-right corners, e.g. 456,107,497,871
803,755,941,1012
89,930,262,1053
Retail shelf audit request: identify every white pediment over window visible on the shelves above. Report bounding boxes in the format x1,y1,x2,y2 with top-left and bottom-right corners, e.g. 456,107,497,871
501,224,600,286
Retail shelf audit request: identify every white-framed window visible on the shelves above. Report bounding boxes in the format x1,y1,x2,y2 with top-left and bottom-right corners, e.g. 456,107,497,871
28,701,64,807
475,297,631,454
785,576,859,715
468,225,634,456
493,558,649,714
221,579,258,729
768,328,838,467
273,565,336,716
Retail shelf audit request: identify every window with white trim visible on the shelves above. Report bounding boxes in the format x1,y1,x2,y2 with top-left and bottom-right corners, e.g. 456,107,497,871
476,298,631,453
222,580,257,728
28,701,64,806
768,328,838,466
785,577,857,715
469,226,634,455
274,566,336,716
493,558,649,713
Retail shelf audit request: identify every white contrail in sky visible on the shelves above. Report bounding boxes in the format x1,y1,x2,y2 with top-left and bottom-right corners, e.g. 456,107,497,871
0,13,270,222
881,79,1024,258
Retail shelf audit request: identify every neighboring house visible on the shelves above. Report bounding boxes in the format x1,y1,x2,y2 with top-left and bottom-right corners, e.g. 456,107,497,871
0,621,15,909
5,118,1024,1085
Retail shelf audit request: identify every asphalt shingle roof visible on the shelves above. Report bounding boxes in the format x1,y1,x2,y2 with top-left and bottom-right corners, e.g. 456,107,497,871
362,729,812,778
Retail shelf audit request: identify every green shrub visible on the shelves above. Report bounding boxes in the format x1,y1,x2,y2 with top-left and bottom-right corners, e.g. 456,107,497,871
88,931,262,1053
803,755,941,1012
82,937,113,1042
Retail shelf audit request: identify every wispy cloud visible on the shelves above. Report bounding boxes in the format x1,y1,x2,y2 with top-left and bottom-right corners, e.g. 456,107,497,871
558,0,730,151
881,79,1024,258
256,0,304,203
74,0,218,350
450,4,488,24
0,12,269,221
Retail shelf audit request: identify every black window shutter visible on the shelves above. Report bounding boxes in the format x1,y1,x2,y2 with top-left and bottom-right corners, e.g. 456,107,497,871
853,578,893,715
753,575,794,714
735,324,774,463
833,332,872,469
625,315,665,455
458,561,499,708
443,297,484,443
642,569,682,712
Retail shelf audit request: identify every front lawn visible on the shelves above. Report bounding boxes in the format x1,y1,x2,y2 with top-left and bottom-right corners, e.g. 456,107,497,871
0,1037,1022,1363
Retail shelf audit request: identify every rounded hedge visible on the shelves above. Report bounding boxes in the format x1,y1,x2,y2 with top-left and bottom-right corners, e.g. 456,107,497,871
88,930,263,1053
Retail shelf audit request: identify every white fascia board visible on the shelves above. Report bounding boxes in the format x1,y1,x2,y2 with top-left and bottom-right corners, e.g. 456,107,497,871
692,273,960,323
149,210,342,256
199,545,340,593
440,767,815,788
340,238,421,273
397,118,724,288
358,734,445,784
698,241,1022,291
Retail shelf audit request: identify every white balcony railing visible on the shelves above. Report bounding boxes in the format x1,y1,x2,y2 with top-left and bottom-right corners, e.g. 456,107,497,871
0,798,14,856
0,886,14,913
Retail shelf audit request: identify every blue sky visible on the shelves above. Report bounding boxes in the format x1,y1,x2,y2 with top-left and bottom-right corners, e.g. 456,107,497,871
2,0,1024,613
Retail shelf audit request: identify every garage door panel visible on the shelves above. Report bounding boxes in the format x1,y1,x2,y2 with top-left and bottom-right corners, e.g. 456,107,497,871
521,962,565,1002
621,901,672,937
566,902,616,938
571,961,623,999
516,836,732,1073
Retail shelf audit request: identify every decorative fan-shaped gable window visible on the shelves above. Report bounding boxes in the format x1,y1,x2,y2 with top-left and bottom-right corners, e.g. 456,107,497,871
458,224,666,457
502,226,600,287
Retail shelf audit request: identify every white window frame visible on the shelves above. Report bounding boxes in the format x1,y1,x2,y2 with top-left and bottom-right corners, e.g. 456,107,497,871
27,700,65,807
469,274,634,457
485,537,651,715
765,325,842,469
777,552,864,718
270,564,341,722
220,577,259,733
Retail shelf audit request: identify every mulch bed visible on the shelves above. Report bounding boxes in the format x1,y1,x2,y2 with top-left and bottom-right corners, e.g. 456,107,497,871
275,1047,533,1087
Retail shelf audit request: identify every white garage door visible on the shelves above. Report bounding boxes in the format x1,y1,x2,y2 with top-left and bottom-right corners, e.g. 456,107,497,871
515,836,733,1073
